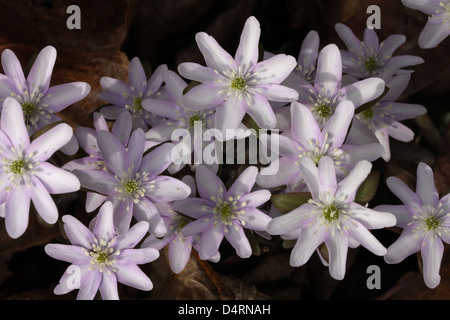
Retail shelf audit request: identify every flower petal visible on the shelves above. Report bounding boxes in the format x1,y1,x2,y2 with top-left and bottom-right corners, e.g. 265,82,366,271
416,162,439,208
298,157,322,199
239,208,271,231
235,16,261,70
225,224,252,258
177,62,225,85
99,272,119,300
29,176,59,224
227,166,258,196
92,201,115,241
325,232,349,280
115,220,150,250
266,203,317,235
335,23,363,54
115,262,153,291
214,95,247,132
28,123,73,162
290,221,327,267
26,46,56,94
340,77,385,108
97,130,127,176
147,176,191,203
421,236,444,289
73,169,117,195
384,230,421,264
35,162,80,194
173,198,213,219
418,20,450,49
195,32,234,72
322,100,354,149
77,269,101,300
1,97,30,150
290,102,321,149
44,244,88,264
373,204,411,228
253,54,298,84
348,203,397,229
195,165,227,201
347,219,387,256
42,82,91,112
246,93,277,129
336,160,372,203
386,176,423,215
119,247,159,265
1,49,27,92
169,236,193,274
198,225,224,260
314,44,342,93
5,184,30,238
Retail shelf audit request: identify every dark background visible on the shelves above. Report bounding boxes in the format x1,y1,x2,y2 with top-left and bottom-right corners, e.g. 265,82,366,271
0,0,449,300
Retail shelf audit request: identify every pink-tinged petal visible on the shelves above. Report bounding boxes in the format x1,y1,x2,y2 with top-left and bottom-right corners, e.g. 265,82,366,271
128,57,147,94
142,98,179,119
147,175,191,203
227,166,257,196
1,49,27,92
340,77,385,108
99,272,119,300
347,219,387,256
181,217,213,237
274,105,291,131
35,162,80,194
98,93,128,109
195,32,234,72
348,203,397,229
345,117,379,145
235,16,261,70
419,19,450,49
26,46,56,94
256,157,300,188
173,198,213,219
254,54,298,85
325,232,349,280
246,93,277,129
73,169,116,195
385,119,414,142
322,100,354,149
385,230,422,264
145,121,179,146
92,201,115,241
42,82,90,112
195,165,227,201
290,221,327,267
378,34,406,63
114,220,150,251
97,130,127,176
335,23,363,54
74,126,98,155
318,156,337,194
363,28,379,51
401,0,441,15
386,176,423,214
383,55,424,70
86,192,107,213
164,70,188,103
259,84,299,103
77,269,101,300
198,225,224,260
416,162,439,208
126,129,145,174
298,30,320,71
0,76,18,98
28,123,73,162
336,160,372,203
5,184,30,239
1,97,30,150
111,111,133,146
60,135,79,156
169,236,193,274
115,262,153,291
340,143,384,167
119,248,159,265
215,95,247,132
140,142,175,178
182,83,227,111
225,224,252,258
373,204,411,228
266,203,317,235
314,44,342,93
239,208,271,231
133,199,166,237
382,102,426,121
145,64,167,95
100,76,132,96
421,236,444,288
239,190,271,209
290,102,321,149
29,176,58,224
113,198,134,235
298,157,322,199
44,244,89,264
177,62,226,85
62,214,96,248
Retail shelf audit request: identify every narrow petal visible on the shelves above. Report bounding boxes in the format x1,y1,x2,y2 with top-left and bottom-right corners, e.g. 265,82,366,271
298,157,322,199
335,23,363,54
97,130,127,176
235,16,261,70
146,176,191,203
115,220,150,250
73,169,117,195
142,98,179,119
119,248,159,265
290,102,321,149
126,129,145,175
172,198,213,219
322,100,354,149
5,184,30,239
115,262,153,291
29,176,58,224
378,34,406,62
1,49,27,92
1,97,30,150
239,208,271,231
421,236,444,288
92,202,115,241
44,244,89,264
325,232,349,280
139,142,175,178
373,204,411,228
246,93,277,129
348,203,397,229
77,269,101,300
181,218,213,237
99,272,119,300
239,190,271,209
164,70,188,103
198,225,224,260
169,236,193,274
177,62,225,85
340,77,385,108
28,123,73,162
128,57,147,94
42,82,91,112
401,0,441,15
183,83,227,111
266,203,317,235
314,44,342,93
62,215,96,248
290,222,327,267
214,95,247,132
133,199,167,237
35,162,80,194
383,102,426,121
111,111,133,146
384,230,421,264
383,55,424,70
336,160,372,203
347,219,387,256
100,76,132,96
27,46,56,94
415,162,439,209
258,84,299,102
195,165,227,201
195,32,234,72
298,30,320,72
227,166,258,196
340,143,384,167
418,20,450,49
225,224,252,258
253,54,298,84
256,157,300,188
318,156,337,194
386,176,423,215
145,64,167,95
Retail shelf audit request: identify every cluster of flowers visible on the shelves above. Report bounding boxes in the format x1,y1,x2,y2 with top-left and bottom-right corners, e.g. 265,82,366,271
0,2,449,299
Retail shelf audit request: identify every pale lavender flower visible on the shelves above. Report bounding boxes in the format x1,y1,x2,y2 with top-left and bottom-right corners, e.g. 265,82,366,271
45,201,159,300
402,0,450,49
73,129,191,236
375,162,450,289
267,156,396,280
256,101,384,192
0,45,90,154
141,176,220,273
293,43,386,128
172,165,272,260
177,16,299,132
99,57,167,130
0,97,80,238
346,73,427,161
335,23,424,80
63,111,133,213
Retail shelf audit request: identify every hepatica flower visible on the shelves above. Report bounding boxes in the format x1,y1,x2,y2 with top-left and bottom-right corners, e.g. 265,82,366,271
295,43,385,128
0,45,90,154
99,57,167,130
0,98,80,238
256,100,384,191
73,129,191,236
375,163,450,288
45,201,159,300
335,23,424,79
267,156,396,280
178,16,299,132
173,165,272,260
402,0,450,49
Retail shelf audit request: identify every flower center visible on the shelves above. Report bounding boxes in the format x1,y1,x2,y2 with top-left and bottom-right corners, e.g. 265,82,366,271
425,216,440,231
9,160,26,175
323,204,340,222
189,115,202,128
124,179,139,194
231,77,246,90
364,56,377,72
88,238,120,273
361,107,374,119
114,169,150,205
21,102,36,116
132,96,144,113
212,195,243,226
317,104,332,119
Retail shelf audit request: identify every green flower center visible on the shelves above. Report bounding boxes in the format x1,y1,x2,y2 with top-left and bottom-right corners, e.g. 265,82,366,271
425,216,440,231
10,160,26,175
364,56,377,72
177,216,191,229
317,104,332,118
95,251,110,264
132,96,143,113
361,107,374,119
189,115,202,127
21,102,36,116
323,205,340,222
231,77,246,90
124,179,139,194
